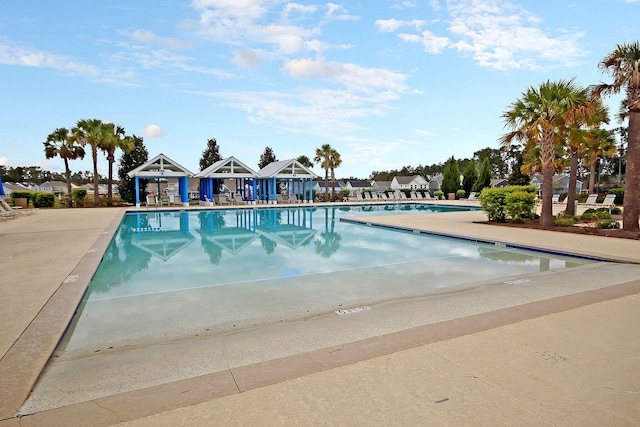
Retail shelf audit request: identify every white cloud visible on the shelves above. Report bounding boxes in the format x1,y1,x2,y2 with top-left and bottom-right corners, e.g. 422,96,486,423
446,0,586,70
0,157,9,166
0,39,99,76
130,30,194,49
144,124,165,138
325,3,359,21
375,19,425,33
282,58,408,93
414,129,435,137
233,49,263,68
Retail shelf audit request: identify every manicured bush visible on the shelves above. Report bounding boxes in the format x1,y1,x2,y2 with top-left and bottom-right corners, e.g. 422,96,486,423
456,189,466,199
505,190,536,222
611,206,622,215
434,191,444,200
479,185,537,223
33,192,55,208
10,190,35,205
72,188,87,207
554,217,577,226
596,219,620,229
581,212,599,221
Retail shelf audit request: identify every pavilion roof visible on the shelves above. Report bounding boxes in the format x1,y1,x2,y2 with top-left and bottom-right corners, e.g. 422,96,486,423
195,156,258,179
127,153,194,179
257,159,319,179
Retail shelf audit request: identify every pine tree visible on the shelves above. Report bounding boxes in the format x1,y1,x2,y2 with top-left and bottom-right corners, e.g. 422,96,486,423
118,135,149,204
462,162,477,197
441,156,460,195
199,138,222,170
258,146,277,169
473,158,492,193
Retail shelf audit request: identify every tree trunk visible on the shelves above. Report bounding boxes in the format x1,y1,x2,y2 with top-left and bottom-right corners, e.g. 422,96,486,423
589,160,596,194
540,130,556,227
623,109,639,233
92,147,100,207
565,150,578,216
324,169,329,202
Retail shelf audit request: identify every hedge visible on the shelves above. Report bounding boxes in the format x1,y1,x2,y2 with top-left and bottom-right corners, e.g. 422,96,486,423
479,185,537,223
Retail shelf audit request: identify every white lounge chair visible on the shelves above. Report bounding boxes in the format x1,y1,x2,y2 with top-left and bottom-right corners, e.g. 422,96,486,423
551,194,561,203
146,194,158,209
599,194,617,211
379,193,388,200
0,198,36,215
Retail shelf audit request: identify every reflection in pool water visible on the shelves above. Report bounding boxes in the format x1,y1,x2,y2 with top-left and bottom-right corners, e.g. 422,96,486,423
58,204,593,358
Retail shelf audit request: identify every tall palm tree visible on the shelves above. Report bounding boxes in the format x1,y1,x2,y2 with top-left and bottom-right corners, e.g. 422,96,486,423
500,79,593,226
100,123,134,204
43,127,86,198
563,97,609,216
329,149,342,198
594,41,640,233
314,144,333,202
72,118,106,207
584,128,617,193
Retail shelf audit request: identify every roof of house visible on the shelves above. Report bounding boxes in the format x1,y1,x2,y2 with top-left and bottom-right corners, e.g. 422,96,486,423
195,156,258,179
127,153,195,179
347,180,373,188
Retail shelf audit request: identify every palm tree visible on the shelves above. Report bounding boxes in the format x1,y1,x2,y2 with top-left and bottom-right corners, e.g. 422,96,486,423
100,123,134,204
72,119,106,207
594,41,640,233
584,128,617,193
500,79,593,226
329,149,342,199
43,127,86,199
563,97,609,216
314,144,333,202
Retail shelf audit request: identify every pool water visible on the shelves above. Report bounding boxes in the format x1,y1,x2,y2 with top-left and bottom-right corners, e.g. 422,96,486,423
57,204,593,360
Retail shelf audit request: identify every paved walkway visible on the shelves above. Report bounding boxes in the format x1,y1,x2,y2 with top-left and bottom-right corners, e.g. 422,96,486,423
0,203,638,426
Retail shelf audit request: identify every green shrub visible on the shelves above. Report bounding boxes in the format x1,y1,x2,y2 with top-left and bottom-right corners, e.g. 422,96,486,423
33,192,55,208
434,191,444,200
611,206,622,215
596,219,620,229
505,190,536,222
554,217,577,226
596,210,612,219
479,185,537,223
581,212,599,221
72,188,87,207
479,188,508,222
10,190,35,205
456,189,466,199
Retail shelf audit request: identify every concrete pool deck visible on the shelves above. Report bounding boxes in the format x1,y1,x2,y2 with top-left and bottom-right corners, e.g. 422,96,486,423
0,202,639,426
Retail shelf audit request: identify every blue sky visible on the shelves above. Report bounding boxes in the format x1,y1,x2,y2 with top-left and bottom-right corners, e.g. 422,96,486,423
1,0,638,179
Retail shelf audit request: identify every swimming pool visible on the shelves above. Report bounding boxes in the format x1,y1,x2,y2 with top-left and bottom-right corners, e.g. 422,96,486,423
55,204,594,361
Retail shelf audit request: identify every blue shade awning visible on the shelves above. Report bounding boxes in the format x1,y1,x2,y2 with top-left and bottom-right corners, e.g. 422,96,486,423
0,176,5,196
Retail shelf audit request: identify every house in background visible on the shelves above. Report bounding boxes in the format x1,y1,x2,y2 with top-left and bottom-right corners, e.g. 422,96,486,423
530,173,583,195
313,180,344,196
428,174,443,193
490,178,508,188
343,180,374,196
390,175,429,191
38,180,69,197
372,180,391,193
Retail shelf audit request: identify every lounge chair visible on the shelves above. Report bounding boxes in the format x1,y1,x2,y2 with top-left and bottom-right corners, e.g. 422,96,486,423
363,192,372,201
467,192,478,201
0,202,19,219
370,193,379,200
146,194,158,209
0,199,36,215
423,193,433,200
580,194,599,206
379,193,388,200
599,194,617,211
551,194,561,203
398,192,408,200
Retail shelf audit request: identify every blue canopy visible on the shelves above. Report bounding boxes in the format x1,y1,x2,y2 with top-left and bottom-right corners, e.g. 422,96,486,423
0,176,5,196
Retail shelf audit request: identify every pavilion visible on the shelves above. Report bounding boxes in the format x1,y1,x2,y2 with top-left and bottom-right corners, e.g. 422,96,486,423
194,157,259,205
127,154,195,208
255,159,318,204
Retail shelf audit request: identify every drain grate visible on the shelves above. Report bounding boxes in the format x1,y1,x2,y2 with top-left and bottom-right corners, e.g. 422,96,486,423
335,306,371,315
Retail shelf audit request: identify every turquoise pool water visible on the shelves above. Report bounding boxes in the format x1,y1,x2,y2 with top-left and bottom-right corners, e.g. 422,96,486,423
57,204,594,359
